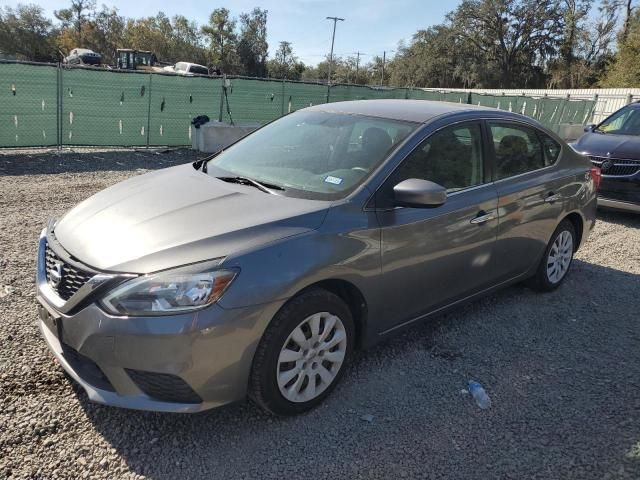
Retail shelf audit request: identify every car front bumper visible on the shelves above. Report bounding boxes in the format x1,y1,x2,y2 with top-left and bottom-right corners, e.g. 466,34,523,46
598,197,640,213
598,172,640,214
36,229,282,413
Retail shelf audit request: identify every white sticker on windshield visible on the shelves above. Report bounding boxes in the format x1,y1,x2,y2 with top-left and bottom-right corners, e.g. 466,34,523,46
325,175,343,185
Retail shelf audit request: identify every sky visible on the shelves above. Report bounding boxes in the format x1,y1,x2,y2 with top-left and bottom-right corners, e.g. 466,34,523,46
4,0,459,65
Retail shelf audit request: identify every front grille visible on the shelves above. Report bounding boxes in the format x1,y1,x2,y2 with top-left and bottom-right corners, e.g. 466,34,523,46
45,244,93,300
125,369,202,404
60,343,115,392
589,156,640,177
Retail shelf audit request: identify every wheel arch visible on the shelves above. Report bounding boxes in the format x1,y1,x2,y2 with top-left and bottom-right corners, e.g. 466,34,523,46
562,211,585,251
293,279,368,350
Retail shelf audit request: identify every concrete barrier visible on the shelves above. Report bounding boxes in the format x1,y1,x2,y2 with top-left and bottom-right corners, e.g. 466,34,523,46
557,124,588,143
191,122,259,153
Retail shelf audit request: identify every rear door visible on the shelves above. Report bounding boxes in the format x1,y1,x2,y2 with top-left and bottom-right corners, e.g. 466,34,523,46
487,121,566,280
374,121,499,329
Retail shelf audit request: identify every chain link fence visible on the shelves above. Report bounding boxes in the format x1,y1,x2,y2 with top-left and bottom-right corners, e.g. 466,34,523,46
0,61,596,149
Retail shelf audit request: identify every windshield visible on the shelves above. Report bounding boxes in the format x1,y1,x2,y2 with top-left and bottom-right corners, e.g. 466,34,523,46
208,111,417,200
175,62,189,72
596,106,640,135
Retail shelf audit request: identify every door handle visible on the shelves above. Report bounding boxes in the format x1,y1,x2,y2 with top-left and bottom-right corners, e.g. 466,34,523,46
470,211,496,225
544,192,562,204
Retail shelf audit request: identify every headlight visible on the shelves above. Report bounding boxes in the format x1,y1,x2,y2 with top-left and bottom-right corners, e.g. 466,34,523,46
100,262,238,316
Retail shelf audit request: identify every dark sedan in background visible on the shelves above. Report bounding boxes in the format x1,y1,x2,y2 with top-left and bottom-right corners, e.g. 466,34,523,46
573,102,640,213
64,48,102,66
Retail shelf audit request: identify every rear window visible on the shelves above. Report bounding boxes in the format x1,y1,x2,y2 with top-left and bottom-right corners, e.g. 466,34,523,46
190,65,209,75
540,133,561,164
489,123,545,180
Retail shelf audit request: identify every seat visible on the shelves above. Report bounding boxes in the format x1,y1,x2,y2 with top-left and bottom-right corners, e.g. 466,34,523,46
348,127,393,171
497,135,530,177
423,130,473,189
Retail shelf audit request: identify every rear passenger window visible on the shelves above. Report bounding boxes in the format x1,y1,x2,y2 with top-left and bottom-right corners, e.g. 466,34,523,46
540,133,561,164
489,123,544,180
190,66,209,75
393,123,484,192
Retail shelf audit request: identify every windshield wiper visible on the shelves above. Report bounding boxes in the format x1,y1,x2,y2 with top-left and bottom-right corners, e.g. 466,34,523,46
217,176,285,194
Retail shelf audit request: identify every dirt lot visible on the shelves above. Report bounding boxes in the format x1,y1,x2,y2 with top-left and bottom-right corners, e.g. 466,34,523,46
1,148,639,480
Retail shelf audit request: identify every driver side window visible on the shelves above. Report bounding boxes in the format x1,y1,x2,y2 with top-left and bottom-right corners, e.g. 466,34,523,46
392,123,484,192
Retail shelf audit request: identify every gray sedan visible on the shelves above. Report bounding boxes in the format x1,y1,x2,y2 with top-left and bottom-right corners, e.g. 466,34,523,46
35,100,598,415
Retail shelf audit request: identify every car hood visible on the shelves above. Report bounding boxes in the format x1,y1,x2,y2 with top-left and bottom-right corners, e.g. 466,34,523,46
54,164,330,273
573,132,640,159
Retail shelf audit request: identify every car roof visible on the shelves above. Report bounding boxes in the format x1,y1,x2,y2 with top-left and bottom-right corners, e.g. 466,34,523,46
303,99,514,123
175,62,207,68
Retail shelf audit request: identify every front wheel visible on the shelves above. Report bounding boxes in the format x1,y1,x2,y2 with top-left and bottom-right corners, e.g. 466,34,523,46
529,219,576,292
249,288,354,415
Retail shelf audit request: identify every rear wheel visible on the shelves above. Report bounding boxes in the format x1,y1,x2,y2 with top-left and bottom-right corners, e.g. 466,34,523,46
249,288,354,415
529,219,576,291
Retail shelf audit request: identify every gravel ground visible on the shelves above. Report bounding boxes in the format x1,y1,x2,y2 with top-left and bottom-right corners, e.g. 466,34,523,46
1,148,639,480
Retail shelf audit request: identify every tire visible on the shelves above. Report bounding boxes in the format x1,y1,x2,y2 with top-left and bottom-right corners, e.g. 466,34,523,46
528,219,576,292
249,288,354,415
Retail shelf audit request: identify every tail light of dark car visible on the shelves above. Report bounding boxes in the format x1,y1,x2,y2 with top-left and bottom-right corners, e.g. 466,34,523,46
589,166,601,191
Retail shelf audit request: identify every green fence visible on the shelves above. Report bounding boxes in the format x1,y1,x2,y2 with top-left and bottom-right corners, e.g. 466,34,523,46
0,62,58,147
0,61,596,148
469,93,597,131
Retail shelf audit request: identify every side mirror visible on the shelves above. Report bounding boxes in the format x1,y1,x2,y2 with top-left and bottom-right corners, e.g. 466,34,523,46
584,124,596,132
393,179,447,208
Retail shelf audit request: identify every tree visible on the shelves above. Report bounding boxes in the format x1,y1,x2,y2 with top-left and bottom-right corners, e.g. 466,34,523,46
302,55,336,82
0,4,56,61
341,54,370,84
56,5,125,63
122,13,172,61
547,0,618,86
448,0,564,87
54,0,95,46
609,0,637,42
91,6,125,63
267,41,305,79
170,15,206,64
202,8,238,73
121,13,207,64
389,26,472,87
559,0,593,67
602,9,640,85
237,7,268,77
368,55,388,85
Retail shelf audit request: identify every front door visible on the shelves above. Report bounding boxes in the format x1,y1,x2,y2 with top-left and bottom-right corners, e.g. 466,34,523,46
374,121,499,331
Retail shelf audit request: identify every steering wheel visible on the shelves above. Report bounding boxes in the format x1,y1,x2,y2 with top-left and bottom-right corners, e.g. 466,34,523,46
351,167,368,173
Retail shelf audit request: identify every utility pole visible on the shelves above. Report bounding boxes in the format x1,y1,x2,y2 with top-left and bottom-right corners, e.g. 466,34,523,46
326,16,344,102
354,51,365,84
283,48,286,79
379,50,393,86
